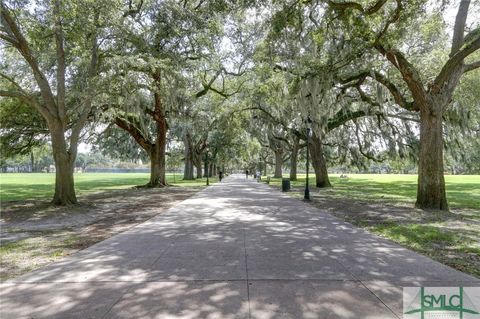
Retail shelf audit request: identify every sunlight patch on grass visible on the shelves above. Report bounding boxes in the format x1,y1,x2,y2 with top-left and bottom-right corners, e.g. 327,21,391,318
0,173,217,202
0,231,97,281
368,223,480,277
265,174,480,209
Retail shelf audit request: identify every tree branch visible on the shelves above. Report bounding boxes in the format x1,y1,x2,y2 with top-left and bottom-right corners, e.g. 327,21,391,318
353,120,384,162
375,0,402,42
370,71,417,111
327,0,363,12
327,109,368,132
54,0,67,129
0,72,26,93
341,70,417,111
195,69,223,98
328,0,389,15
375,45,428,107
432,33,480,93
464,60,480,73
115,117,152,152
451,0,471,55
69,11,100,156
0,90,26,98
0,4,57,117
0,32,20,47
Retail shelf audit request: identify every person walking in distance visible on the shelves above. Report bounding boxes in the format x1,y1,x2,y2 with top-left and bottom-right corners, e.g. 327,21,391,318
219,171,224,182
245,169,249,179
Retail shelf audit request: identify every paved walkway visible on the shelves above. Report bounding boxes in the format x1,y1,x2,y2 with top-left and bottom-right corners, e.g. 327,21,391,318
1,175,478,318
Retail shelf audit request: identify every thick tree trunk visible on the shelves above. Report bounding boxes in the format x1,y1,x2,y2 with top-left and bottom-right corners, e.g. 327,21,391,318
148,141,166,187
415,108,448,210
183,144,195,180
195,157,202,179
290,136,299,181
51,126,77,205
203,160,208,177
184,156,194,180
149,147,162,186
273,149,283,178
148,90,168,187
310,134,332,188
209,163,213,177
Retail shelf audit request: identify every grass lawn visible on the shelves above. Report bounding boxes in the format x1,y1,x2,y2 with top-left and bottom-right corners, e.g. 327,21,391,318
0,172,217,202
265,173,480,278
265,174,480,210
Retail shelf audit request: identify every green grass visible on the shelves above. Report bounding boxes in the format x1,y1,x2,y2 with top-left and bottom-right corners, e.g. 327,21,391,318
0,231,91,280
265,174,480,210
369,223,456,250
0,172,217,202
368,223,480,277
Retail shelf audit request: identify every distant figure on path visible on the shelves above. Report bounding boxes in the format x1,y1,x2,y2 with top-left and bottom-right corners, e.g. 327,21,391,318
219,171,224,182
245,169,249,179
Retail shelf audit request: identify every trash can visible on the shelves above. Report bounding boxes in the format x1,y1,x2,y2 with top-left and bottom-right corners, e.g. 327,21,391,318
282,178,290,192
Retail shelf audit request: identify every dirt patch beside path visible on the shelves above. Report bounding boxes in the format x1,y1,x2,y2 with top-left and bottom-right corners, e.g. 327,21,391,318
0,186,202,280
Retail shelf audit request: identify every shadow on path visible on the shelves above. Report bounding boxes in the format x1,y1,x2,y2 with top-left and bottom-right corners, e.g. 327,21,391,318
1,175,478,319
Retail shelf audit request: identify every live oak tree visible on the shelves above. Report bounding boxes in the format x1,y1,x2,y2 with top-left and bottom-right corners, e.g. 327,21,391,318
104,0,201,187
181,119,210,180
177,90,240,180
106,64,182,187
208,111,253,174
267,125,289,178
323,0,480,210
108,0,247,184
252,37,387,188
0,1,112,204
255,2,383,188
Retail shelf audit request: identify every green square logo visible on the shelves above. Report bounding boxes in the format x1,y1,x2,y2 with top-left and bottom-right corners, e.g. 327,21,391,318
404,287,480,319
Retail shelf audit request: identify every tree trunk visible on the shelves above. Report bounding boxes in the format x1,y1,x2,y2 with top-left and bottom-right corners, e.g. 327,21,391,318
209,163,213,177
195,155,202,179
149,147,162,186
30,151,35,172
51,126,77,205
415,108,448,210
148,142,166,187
183,144,195,180
289,136,299,181
203,160,208,177
147,88,168,187
273,149,283,178
310,134,332,188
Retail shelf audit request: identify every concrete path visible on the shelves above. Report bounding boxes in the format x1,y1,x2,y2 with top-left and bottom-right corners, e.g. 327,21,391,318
1,175,478,318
